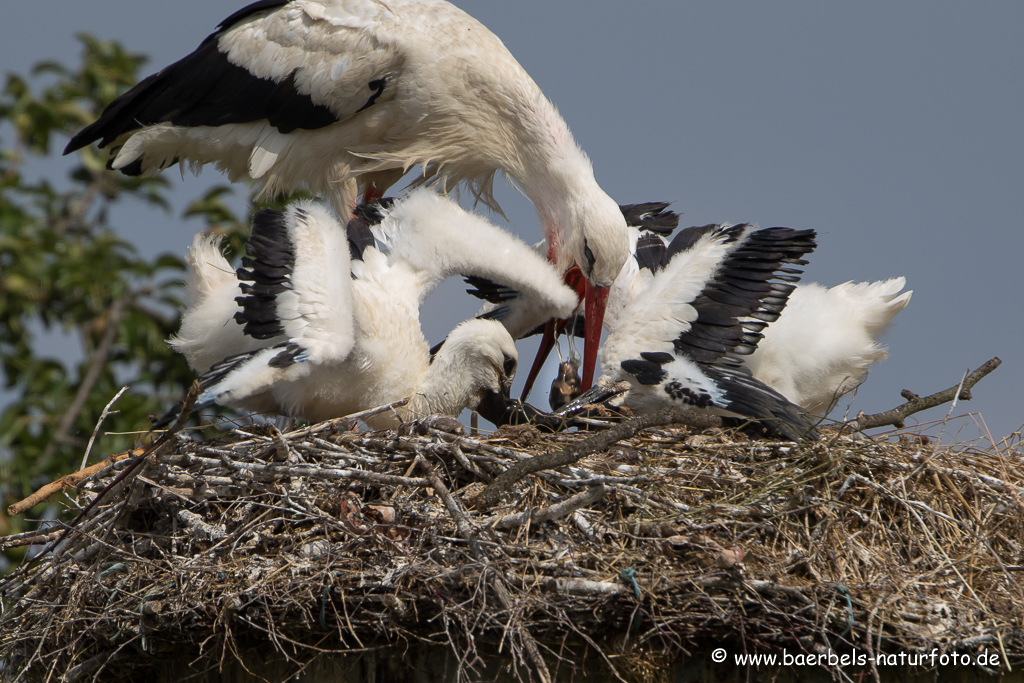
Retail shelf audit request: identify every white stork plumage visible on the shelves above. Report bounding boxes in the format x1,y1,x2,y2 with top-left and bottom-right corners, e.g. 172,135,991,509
744,278,912,416
169,188,578,428
64,0,629,391
608,211,913,416
567,209,911,431
578,221,822,441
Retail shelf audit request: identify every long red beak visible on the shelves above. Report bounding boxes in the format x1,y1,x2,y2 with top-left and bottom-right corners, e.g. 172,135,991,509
582,281,609,391
520,266,588,402
520,319,557,402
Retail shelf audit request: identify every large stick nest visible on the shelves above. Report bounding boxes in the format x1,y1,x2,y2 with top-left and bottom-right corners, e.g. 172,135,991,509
2,396,1023,682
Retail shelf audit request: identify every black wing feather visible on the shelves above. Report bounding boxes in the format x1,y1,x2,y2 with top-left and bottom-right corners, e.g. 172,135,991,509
64,0,342,157
702,364,819,441
464,276,519,304
673,227,817,364
619,202,680,235
233,208,294,340
634,233,669,273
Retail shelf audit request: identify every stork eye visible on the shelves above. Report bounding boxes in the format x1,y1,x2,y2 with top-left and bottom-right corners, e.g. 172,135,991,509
502,355,516,377
583,239,596,273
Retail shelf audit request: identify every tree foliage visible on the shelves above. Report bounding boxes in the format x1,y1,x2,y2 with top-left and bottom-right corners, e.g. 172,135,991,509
0,36,250,562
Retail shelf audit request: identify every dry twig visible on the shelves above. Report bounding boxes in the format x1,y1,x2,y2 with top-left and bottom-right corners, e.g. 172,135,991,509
7,449,142,516
846,357,1001,430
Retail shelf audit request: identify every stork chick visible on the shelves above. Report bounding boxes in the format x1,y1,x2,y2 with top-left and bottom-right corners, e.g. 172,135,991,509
171,189,577,427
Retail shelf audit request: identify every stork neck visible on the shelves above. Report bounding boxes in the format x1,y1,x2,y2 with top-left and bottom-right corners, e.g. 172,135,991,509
506,92,597,237
407,352,480,420
519,145,603,273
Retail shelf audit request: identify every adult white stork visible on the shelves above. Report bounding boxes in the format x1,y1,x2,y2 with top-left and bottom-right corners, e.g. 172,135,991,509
64,0,629,391
577,222,821,441
170,188,578,428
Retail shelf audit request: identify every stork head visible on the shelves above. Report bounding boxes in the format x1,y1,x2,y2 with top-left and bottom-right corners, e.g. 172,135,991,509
440,319,519,400
566,190,629,391
563,190,630,288
523,186,631,400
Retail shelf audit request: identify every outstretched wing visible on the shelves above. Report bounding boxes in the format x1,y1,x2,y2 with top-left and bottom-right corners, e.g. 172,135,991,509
605,224,815,368
603,224,742,369
371,189,579,341
200,200,355,405
609,223,819,440
672,226,816,364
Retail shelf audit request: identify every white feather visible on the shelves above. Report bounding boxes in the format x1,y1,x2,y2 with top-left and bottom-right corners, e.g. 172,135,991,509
173,189,566,426
745,278,912,415
278,202,355,363
600,225,744,376
169,234,263,375
248,131,286,179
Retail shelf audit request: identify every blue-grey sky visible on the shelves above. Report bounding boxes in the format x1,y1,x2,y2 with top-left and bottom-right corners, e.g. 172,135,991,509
2,1,1021,443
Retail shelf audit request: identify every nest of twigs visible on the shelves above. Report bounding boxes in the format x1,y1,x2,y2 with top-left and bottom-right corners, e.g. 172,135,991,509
1,360,1022,683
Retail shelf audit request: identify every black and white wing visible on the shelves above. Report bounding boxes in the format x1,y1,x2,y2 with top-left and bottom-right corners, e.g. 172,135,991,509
608,223,820,440
199,201,355,406
63,0,408,211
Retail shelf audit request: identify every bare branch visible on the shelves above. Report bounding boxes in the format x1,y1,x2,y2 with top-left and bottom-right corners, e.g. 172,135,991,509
487,485,606,530
8,448,142,516
0,530,63,551
548,578,626,597
474,407,718,508
177,510,227,540
845,357,1002,431
80,385,130,470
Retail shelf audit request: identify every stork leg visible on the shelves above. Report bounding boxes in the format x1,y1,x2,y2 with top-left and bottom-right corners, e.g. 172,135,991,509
360,168,407,206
